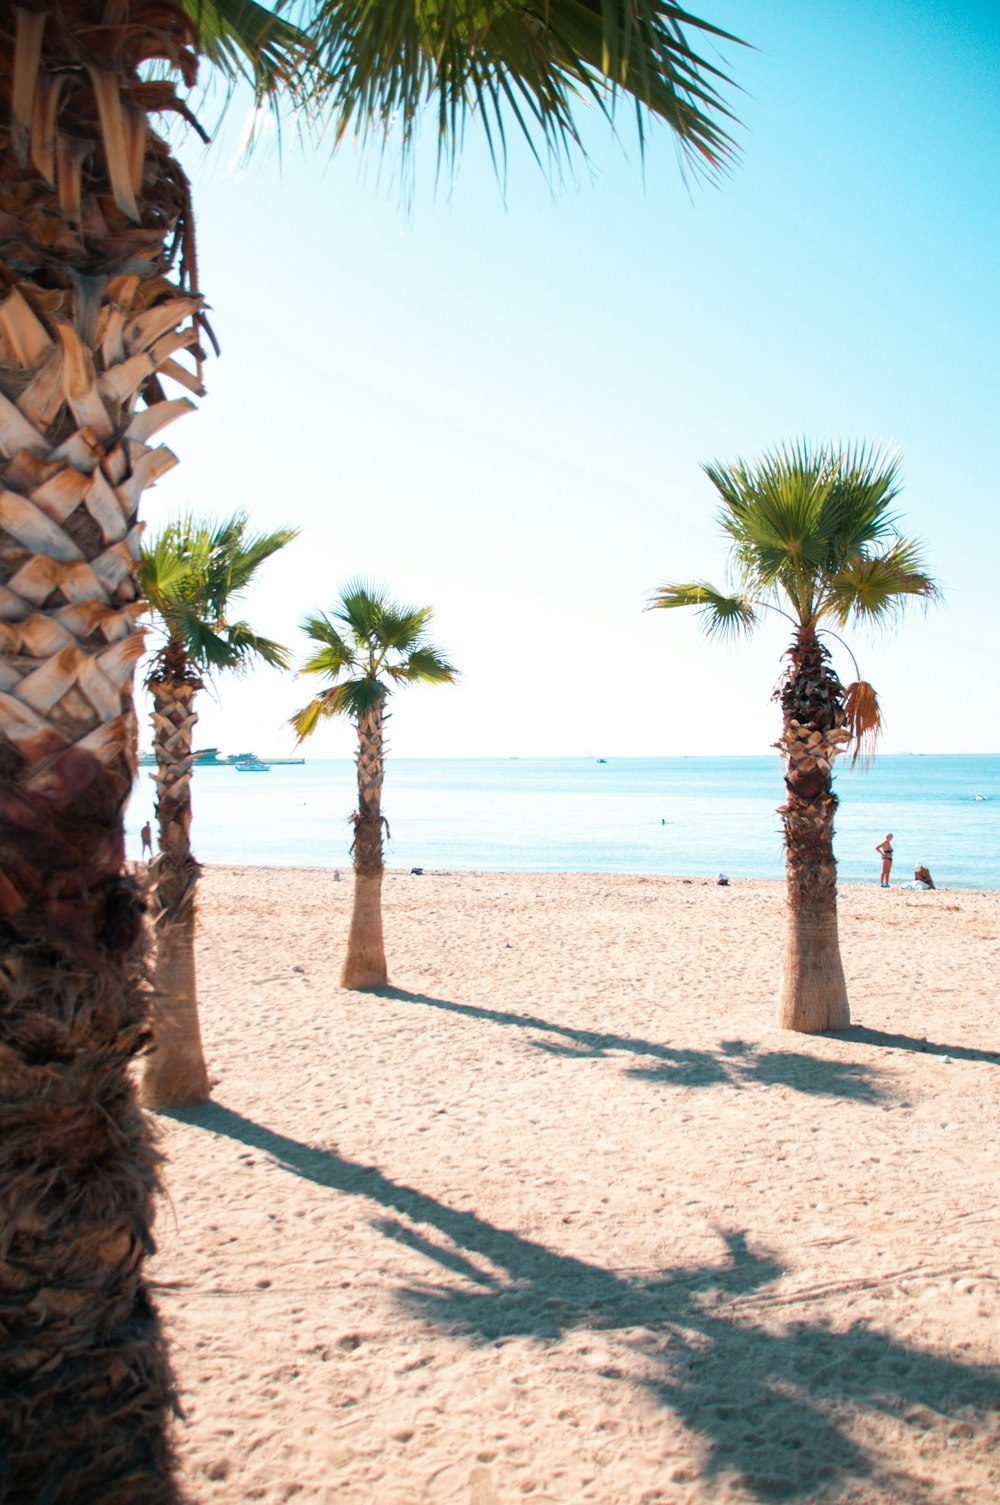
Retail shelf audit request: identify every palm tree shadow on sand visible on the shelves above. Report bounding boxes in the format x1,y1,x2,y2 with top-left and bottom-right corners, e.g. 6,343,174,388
171,1103,1000,1502
379,989,891,1103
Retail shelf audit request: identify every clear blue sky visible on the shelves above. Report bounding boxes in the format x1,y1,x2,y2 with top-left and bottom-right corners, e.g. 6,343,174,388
141,0,1000,759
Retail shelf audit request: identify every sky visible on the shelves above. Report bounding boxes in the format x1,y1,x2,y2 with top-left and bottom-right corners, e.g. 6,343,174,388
138,0,1000,761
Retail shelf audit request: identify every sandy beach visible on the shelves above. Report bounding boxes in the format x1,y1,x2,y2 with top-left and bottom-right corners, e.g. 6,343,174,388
149,867,1000,1504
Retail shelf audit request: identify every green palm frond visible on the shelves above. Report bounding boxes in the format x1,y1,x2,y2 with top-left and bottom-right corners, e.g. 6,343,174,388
180,0,309,99
226,620,293,670
300,641,355,678
394,646,458,684
378,605,435,653
332,578,391,646
822,539,939,629
301,0,743,181
648,581,758,639
818,441,902,564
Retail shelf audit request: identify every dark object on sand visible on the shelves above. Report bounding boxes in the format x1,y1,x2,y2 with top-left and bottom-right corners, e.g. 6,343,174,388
410,867,424,876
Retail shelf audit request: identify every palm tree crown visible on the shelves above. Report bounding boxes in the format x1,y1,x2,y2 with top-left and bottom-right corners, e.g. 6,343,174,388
650,442,939,758
653,441,937,633
291,579,457,738
140,512,298,683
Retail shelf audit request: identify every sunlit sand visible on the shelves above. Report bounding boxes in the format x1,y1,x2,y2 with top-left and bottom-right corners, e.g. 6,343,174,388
151,867,1000,1503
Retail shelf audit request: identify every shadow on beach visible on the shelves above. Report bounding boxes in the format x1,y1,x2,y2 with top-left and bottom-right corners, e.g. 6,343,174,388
170,1102,1000,1502
378,988,891,1103
836,1025,1000,1066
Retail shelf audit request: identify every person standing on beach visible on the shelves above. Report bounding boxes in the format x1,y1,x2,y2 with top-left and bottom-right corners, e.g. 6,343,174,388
140,821,154,862
876,833,894,887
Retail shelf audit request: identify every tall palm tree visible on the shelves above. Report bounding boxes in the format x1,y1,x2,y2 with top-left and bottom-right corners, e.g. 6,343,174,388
291,582,456,989
138,512,295,1110
0,4,742,1496
650,442,937,1034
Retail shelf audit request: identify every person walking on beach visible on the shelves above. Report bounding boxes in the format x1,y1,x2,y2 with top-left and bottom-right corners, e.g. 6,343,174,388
140,821,154,862
876,832,893,887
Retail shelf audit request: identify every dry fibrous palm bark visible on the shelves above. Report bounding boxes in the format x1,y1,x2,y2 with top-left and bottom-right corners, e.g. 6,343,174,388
775,630,852,1032
143,661,209,1107
343,704,388,989
0,3,206,1497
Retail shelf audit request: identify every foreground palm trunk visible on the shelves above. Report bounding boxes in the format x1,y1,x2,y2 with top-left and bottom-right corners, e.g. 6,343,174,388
342,706,387,988
775,630,852,1031
0,7,203,1495
142,667,210,1107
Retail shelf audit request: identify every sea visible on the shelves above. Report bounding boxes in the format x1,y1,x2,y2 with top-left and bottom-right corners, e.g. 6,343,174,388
125,754,1000,892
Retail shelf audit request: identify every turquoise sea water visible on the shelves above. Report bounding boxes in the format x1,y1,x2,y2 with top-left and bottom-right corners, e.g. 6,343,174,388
126,754,1000,891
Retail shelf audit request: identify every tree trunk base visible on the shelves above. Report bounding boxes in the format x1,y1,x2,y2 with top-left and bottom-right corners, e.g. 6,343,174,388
777,904,850,1033
140,911,211,1109
341,873,388,990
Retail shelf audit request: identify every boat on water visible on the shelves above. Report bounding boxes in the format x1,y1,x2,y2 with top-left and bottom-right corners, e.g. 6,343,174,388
234,759,270,772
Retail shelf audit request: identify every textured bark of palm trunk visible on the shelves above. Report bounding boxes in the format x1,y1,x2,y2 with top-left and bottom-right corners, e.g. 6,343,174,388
775,628,851,1033
141,904,210,1107
778,803,849,1031
0,785,182,1502
142,675,210,1107
340,871,388,989
342,709,388,989
1,7,203,1492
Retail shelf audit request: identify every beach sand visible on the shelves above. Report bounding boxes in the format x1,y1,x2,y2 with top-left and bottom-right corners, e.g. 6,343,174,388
149,867,1000,1504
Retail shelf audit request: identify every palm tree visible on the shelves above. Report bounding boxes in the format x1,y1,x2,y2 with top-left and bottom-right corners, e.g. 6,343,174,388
649,442,937,1033
0,4,742,1496
138,512,295,1110
291,582,456,988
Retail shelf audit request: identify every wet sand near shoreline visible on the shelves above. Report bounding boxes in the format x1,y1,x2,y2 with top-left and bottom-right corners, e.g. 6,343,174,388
149,867,1000,1504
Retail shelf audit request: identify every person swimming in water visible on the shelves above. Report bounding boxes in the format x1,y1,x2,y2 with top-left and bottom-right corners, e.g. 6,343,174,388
875,832,893,887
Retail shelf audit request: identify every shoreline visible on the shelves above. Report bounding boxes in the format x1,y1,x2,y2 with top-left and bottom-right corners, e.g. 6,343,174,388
145,861,999,896
151,866,1000,1503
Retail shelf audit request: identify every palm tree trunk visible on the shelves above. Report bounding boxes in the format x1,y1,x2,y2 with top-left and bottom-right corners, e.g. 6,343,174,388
1,10,202,1495
341,705,388,989
775,628,853,1032
142,669,210,1108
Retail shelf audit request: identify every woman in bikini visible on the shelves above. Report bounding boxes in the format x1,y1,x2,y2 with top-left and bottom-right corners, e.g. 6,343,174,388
875,832,893,887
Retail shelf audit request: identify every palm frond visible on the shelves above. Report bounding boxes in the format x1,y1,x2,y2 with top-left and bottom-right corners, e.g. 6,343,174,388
300,641,356,678
396,646,459,684
843,679,882,769
180,0,309,100
225,620,292,670
648,580,757,639
301,0,744,183
822,539,940,629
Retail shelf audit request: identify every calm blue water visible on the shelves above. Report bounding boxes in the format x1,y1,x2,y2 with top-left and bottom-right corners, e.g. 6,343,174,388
126,755,1000,890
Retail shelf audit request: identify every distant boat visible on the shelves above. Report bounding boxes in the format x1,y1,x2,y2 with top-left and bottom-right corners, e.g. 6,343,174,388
596,757,607,764
138,751,155,767
234,758,270,772
228,751,303,767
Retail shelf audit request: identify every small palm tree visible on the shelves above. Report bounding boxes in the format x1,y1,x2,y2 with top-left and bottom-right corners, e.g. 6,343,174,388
291,582,457,989
139,513,296,1108
650,442,938,1033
